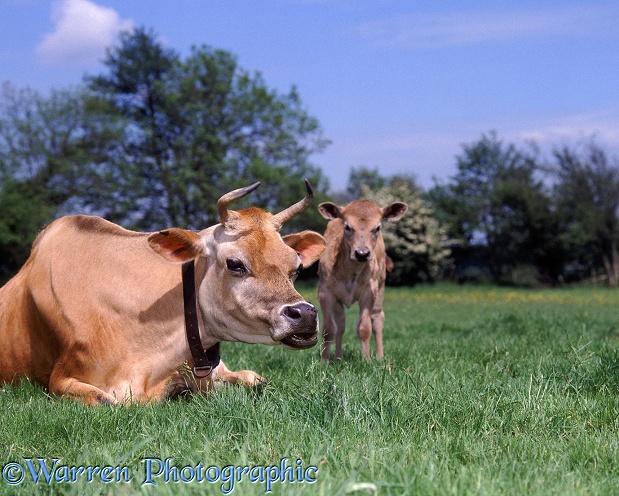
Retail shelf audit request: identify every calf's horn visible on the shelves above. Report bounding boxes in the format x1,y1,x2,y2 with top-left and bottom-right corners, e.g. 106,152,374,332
272,179,314,229
217,182,261,225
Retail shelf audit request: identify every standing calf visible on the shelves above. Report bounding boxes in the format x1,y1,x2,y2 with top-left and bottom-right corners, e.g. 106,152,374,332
317,199,407,360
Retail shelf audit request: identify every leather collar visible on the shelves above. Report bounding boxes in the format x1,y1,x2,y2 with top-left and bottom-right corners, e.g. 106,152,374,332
181,260,220,378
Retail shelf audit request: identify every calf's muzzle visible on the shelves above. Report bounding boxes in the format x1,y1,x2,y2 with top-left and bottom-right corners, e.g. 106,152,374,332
354,248,371,262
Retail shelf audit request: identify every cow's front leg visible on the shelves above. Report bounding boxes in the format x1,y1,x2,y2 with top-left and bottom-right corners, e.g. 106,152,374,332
170,360,265,398
208,360,265,389
49,367,117,406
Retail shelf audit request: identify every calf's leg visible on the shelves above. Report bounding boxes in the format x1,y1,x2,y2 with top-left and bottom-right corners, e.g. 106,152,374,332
357,290,378,360
356,306,373,360
371,309,385,359
319,294,345,360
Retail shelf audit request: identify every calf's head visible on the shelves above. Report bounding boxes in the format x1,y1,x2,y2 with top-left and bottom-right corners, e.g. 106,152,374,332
318,199,407,263
147,181,326,349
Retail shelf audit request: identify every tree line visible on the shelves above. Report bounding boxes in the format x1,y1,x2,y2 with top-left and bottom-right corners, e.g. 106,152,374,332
1,28,618,287
341,133,619,287
428,134,619,287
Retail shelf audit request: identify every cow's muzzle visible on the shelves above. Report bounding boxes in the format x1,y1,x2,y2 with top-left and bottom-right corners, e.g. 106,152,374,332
279,302,318,349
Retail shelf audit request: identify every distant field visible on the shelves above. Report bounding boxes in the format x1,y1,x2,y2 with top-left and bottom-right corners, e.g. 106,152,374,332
2,284,619,495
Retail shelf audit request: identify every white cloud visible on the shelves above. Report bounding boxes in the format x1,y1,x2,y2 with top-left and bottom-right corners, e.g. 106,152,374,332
37,0,133,65
517,110,619,152
354,5,618,49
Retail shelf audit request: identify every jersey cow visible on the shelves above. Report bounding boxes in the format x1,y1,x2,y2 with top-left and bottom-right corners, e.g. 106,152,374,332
0,181,325,405
317,199,408,361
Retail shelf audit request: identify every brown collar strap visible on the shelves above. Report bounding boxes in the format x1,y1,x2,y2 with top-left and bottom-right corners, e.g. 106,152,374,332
182,260,220,378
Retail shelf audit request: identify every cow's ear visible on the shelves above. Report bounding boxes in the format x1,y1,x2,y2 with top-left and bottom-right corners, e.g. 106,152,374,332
147,229,205,263
318,202,343,220
382,202,408,222
283,231,326,268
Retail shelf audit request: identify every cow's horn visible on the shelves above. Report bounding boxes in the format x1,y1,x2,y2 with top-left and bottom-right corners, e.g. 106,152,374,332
272,179,314,229
218,182,261,225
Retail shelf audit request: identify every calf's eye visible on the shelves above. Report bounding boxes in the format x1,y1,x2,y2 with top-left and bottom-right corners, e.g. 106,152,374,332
226,258,247,275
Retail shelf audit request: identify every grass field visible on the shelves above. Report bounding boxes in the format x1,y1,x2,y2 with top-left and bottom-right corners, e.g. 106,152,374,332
2,284,619,495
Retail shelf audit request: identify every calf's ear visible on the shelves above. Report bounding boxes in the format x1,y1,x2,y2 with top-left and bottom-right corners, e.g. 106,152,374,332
147,229,205,263
283,231,326,268
318,202,343,220
382,202,408,222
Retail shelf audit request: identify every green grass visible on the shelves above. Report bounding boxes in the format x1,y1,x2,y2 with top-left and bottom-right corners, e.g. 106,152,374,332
2,284,619,495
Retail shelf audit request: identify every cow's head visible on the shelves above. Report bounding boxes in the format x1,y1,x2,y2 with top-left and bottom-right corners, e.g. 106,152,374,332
147,181,326,349
318,199,407,263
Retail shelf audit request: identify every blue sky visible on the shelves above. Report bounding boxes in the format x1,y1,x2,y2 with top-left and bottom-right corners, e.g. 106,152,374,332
2,0,618,192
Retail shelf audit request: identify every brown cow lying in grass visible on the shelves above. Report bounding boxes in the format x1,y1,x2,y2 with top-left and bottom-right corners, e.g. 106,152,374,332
0,182,325,405
317,199,407,360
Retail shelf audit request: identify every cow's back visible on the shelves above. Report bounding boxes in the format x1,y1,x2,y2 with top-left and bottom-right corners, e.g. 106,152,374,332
0,215,179,387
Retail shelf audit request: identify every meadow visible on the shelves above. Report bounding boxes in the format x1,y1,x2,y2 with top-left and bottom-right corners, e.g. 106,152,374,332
1,284,619,495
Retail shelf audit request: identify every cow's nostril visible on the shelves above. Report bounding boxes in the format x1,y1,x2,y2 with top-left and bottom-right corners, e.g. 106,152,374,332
282,302,317,322
284,305,302,320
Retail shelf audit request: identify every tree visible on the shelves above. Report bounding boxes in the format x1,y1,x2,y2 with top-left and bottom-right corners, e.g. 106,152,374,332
0,178,54,282
552,141,619,286
0,83,87,202
0,83,103,281
429,133,530,244
83,27,330,232
428,133,561,285
486,166,563,284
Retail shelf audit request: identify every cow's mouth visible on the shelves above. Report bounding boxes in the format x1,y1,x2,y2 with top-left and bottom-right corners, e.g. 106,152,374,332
281,332,318,349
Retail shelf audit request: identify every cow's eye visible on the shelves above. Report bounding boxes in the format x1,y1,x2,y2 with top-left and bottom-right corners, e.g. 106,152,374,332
344,223,353,234
226,258,247,275
373,225,381,235
290,263,303,281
